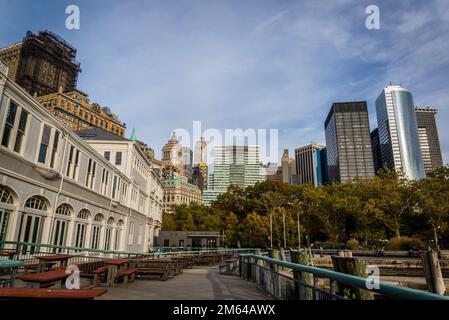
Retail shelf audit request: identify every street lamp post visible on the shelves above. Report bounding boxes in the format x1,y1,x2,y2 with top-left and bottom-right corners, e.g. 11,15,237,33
282,209,286,249
270,211,273,248
297,211,301,250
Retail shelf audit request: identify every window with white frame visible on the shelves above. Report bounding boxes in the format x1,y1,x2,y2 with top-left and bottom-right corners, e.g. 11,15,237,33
128,221,134,245
137,225,143,245
66,145,80,180
1,101,29,154
85,158,97,189
101,168,109,196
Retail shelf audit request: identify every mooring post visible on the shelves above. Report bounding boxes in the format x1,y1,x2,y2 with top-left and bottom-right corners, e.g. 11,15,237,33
421,251,446,295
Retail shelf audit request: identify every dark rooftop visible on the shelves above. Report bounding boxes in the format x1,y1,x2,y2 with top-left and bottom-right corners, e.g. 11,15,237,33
76,128,130,141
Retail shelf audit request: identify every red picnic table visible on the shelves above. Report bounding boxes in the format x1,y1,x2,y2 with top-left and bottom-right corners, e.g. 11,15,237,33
0,250,18,260
17,268,71,288
35,254,74,272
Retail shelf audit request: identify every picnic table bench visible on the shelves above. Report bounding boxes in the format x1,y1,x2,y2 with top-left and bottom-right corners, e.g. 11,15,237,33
219,258,239,275
0,288,107,299
0,259,23,287
17,268,71,288
134,259,175,281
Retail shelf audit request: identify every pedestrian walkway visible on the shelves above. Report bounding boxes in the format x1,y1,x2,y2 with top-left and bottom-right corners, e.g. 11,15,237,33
98,266,269,300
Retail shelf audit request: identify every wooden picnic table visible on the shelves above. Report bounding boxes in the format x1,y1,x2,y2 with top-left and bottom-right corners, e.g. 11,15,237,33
0,250,18,260
103,259,130,286
35,254,74,272
0,288,108,299
0,259,23,287
17,268,70,288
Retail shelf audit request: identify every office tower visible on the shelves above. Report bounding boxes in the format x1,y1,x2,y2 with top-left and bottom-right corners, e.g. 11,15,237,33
182,146,193,184
194,137,208,166
370,128,382,174
203,145,265,205
295,144,328,186
281,149,298,184
37,87,126,137
192,162,208,192
324,101,375,183
415,107,444,176
0,30,81,96
375,85,425,179
263,163,283,182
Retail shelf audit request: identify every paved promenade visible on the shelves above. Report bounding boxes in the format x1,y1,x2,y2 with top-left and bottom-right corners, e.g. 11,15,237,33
98,266,269,300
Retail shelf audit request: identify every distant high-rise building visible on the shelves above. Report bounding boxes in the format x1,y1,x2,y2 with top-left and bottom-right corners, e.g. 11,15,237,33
415,107,443,176
325,101,375,183
281,149,298,184
192,162,208,192
375,85,425,180
182,146,193,184
194,137,207,166
203,145,265,205
295,144,328,186
161,133,185,179
0,30,81,96
370,128,382,174
263,163,283,182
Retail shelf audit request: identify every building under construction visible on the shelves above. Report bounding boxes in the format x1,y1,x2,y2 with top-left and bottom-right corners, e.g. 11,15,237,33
0,30,81,96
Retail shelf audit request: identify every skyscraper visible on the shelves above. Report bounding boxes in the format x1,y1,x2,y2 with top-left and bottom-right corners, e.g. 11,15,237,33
324,101,375,183
194,137,207,166
281,149,298,184
203,145,265,205
370,128,382,174
0,30,81,96
415,107,443,176
375,85,425,180
295,144,328,186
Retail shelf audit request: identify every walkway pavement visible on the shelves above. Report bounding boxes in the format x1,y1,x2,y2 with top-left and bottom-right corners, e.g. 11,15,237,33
98,266,270,300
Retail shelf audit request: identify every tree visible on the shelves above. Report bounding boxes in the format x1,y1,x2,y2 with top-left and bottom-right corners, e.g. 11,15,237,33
241,212,269,248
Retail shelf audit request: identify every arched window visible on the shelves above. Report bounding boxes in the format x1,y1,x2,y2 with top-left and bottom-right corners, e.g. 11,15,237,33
53,204,72,252
0,186,13,204
56,204,72,217
91,213,104,250
74,209,90,249
107,217,115,226
77,209,90,220
94,213,104,223
104,217,115,250
25,196,48,211
114,220,124,250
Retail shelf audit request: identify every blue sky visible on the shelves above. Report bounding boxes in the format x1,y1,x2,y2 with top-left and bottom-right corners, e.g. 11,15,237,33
1,0,448,163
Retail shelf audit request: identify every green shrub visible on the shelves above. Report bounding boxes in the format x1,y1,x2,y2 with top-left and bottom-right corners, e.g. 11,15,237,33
314,241,346,249
385,237,424,251
346,239,360,250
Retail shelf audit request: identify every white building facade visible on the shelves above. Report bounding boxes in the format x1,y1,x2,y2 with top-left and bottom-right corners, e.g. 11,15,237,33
0,60,161,253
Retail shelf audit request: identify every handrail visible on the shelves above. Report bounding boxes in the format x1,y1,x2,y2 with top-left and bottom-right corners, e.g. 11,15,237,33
239,254,449,300
0,240,257,257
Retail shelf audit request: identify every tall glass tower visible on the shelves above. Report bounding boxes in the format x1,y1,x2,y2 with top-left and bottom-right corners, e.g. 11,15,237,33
375,85,425,180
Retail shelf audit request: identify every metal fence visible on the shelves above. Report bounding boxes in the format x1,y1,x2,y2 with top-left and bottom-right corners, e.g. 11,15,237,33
239,254,449,300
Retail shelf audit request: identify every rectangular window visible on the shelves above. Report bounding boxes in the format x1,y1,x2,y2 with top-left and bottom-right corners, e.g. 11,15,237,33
101,168,109,195
86,159,96,189
128,222,134,245
38,125,51,164
13,109,29,153
115,152,122,165
112,176,118,199
50,131,60,168
137,225,143,245
104,151,110,161
1,102,18,147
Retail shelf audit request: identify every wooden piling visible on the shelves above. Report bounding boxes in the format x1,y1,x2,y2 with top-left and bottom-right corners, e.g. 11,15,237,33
290,249,314,300
421,251,446,295
331,256,374,300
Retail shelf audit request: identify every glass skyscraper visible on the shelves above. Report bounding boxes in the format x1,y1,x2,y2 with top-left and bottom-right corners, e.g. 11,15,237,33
202,145,265,205
324,101,375,183
375,85,425,180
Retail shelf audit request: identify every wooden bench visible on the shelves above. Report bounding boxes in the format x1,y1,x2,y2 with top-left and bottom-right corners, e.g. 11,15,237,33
23,262,57,274
137,268,169,281
92,267,108,286
17,268,71,288
0,288,107,300
120,268,137,286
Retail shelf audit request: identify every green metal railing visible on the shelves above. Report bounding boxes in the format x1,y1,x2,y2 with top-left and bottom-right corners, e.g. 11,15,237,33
239,254,449,300
0,240,257,259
